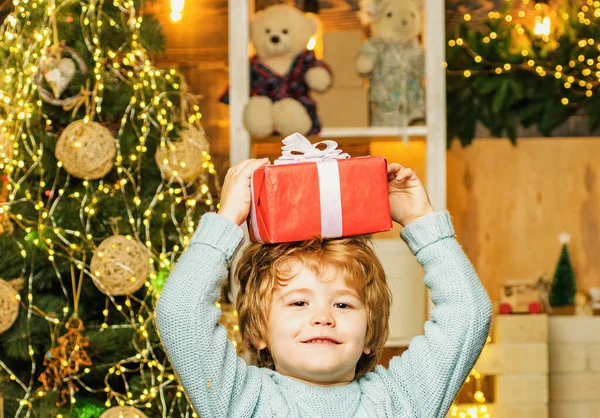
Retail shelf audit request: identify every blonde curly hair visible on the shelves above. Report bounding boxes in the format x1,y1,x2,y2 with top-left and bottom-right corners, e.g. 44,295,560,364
235,235,391,380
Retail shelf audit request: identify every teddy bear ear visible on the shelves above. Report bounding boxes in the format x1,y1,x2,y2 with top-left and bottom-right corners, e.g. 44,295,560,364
412,0,425,11
250,10,265,39
303,12,319,37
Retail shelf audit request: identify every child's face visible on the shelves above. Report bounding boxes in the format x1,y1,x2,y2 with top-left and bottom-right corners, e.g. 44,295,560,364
259,260,370,385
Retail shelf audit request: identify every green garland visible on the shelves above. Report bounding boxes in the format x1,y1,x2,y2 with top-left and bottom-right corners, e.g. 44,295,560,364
446,0,600,146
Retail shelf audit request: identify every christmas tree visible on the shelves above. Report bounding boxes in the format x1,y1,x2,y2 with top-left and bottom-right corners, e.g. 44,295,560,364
0,1,238,416
549,233,577,308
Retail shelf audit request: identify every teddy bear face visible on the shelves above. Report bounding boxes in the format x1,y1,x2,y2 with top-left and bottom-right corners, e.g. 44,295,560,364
372,0,422,43
251,5,318,59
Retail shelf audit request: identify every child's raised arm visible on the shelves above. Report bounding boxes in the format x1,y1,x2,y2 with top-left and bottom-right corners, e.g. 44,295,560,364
379,164,492,417
155,158,270,418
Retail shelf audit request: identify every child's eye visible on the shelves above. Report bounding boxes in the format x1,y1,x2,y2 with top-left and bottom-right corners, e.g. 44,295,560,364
335,303,352,309
290,301,307,307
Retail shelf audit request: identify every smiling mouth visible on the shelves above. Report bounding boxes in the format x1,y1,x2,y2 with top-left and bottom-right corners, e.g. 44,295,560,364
302,338,341,345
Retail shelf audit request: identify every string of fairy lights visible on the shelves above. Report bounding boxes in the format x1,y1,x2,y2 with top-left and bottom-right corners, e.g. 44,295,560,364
0,0,242,416
446,0,600,106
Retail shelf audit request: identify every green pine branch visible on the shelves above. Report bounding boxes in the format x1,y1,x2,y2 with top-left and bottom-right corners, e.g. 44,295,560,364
446,0,600,147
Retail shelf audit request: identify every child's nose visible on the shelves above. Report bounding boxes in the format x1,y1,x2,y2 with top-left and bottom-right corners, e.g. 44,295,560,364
311,313,335,327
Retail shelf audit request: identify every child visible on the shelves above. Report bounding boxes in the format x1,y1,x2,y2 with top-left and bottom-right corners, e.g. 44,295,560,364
156,158,492,417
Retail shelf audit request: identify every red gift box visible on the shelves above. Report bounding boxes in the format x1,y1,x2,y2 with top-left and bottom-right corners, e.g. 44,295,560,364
248,155,392,243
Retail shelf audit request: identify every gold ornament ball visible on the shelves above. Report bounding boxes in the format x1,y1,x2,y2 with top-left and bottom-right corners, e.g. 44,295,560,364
155,127,209,183
90,235,150,296
100,406,148,418
0,279,20,335
55,120,116,180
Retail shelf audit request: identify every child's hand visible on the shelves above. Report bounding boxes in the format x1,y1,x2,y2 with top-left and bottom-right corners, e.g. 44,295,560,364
387,163,434,227
218,158,270,226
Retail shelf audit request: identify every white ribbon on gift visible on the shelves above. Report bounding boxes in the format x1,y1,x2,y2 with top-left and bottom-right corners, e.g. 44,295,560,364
251,133,350,242
274,132,350,165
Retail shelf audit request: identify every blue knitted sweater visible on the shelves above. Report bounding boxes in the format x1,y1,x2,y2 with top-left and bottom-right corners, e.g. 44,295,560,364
155,211,492,417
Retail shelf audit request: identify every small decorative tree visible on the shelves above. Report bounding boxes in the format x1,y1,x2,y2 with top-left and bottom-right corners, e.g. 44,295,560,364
549,233,577,308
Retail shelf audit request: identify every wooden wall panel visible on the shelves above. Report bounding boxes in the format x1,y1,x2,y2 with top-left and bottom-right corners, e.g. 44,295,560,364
371,137,600,305
381,137,600,306
447,137,600,304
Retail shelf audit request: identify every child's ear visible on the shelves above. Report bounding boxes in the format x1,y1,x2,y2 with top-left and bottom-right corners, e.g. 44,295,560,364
258,340,267,350
363,346,371,355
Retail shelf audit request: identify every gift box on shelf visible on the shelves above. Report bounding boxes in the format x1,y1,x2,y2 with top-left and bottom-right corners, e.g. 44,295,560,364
248,133,392,243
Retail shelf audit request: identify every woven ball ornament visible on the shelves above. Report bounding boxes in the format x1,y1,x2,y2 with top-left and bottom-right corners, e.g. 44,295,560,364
155,127,209,183
55,120,116,180
90,235,150,296
179,126,210,151
0,279,19,334
99,406,148,418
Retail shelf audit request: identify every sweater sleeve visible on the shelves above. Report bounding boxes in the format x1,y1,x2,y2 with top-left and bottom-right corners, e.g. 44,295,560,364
155,213,261,418
386,211,492,417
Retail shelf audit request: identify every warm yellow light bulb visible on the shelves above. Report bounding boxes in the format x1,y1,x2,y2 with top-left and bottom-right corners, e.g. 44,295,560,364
533,16,551,38
170,0,184,21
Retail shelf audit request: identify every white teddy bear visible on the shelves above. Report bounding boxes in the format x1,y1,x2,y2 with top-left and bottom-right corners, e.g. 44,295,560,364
355,0,426,127
221,4,333,138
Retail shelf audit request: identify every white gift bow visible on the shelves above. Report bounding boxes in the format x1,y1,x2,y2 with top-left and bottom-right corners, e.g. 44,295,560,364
274,132,350,165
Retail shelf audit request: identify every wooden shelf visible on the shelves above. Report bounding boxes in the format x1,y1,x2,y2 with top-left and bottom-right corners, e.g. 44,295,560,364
320,126,428,138
250,126,429,145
